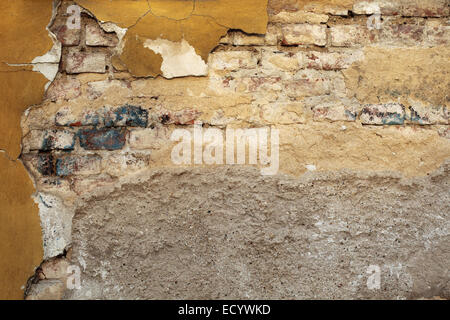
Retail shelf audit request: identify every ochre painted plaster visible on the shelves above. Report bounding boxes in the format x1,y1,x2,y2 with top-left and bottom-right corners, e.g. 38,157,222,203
193,0,268,34
0,154,43,300
0,0,55,157
76,0,268,77
75,0,150,27
0,65,49,159
149,0,194,20
0,0,54,299
123,14,229,62
116,33,164,78
0,1,54,64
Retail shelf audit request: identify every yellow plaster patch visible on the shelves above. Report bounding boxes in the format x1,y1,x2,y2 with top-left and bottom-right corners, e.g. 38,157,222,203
0,0,54,299
75,0,150,28
344,46,450,106
0,0,54,64
118,33,164,78
193,0,268,34
149,0,194,20
0,65,49,159
0,153,43,300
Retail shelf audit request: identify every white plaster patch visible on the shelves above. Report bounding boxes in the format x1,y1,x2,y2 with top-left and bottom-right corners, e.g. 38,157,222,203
35,193,74,259
32,63,59,83
144,38,208,78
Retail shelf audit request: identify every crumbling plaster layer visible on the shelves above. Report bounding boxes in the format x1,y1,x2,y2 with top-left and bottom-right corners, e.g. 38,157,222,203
76,0,269,77
66,164,449,299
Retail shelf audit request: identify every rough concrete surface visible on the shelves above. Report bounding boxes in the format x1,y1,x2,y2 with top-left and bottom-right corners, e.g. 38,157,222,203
66,164,449,300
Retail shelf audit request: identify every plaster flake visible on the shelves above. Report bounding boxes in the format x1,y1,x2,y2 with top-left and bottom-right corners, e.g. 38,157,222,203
32,63,60,83
144,39,208,78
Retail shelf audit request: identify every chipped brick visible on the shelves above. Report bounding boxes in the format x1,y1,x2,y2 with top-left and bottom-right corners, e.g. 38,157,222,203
281,24,327,46
37,154,55,176
50,20,81,47
45,77,81,102
104,105,148,128
265,24,282,46
300,50,364,70
129,127,171,150
312,103,359,122
55,106,101,127
85,23,119,47
353,0,449,17
23,130,75,152
65,49,107,74
56,155,102,176
270,11,329,24
102,153,151,176
222,31,266,46
262,50,300,72
330,25,377,47
361,103,406,125
209,51,258,71
87,80,131,100
409,105,448,125
78,128,127,150
155,109,202,126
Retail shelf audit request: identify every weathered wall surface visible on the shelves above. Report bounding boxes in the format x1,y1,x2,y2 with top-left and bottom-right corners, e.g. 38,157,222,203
1,0,448,299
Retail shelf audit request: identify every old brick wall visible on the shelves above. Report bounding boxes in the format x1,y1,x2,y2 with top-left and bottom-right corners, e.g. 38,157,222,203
3,0,448,299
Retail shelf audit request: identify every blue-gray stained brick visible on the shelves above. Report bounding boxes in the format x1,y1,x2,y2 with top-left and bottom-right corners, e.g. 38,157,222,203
78,128,127,150
104,104,148,128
